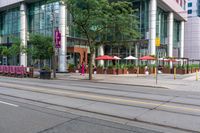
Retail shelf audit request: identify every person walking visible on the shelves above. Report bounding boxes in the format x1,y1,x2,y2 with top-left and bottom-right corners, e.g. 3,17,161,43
81,62,85,76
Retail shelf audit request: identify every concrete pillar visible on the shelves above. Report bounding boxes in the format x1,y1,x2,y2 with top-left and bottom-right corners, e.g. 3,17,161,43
20,2,27,66
168,12,174,68
180,21,185,58
58,1,67,72
149,0,157,55
98,45,104,66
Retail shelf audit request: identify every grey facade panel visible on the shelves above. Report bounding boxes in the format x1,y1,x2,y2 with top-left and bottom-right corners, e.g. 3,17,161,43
0,0,24,8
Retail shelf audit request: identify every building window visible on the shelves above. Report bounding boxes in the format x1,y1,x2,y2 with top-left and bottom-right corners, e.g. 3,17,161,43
188,2,192,7
188,10,192,14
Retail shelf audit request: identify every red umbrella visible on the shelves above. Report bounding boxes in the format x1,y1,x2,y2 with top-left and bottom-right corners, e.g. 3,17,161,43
95,55,114,60
139,55,156,60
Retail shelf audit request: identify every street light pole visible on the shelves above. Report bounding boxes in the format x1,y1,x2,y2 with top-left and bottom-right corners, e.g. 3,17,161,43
51,6,56,79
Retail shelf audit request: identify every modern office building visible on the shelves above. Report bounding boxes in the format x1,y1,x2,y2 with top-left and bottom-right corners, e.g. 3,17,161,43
185,0,200,60
0,0,187,71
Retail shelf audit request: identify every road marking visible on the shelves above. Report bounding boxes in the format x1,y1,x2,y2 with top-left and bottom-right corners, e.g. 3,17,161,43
0,100,19,107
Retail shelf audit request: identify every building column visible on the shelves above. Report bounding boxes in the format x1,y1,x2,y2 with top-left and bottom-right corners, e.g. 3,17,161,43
149,0,157,55
98,46,104,66
58,1,67,72
180,21,185,58
168,12,174,68
20,2,27,66
135,44,138,66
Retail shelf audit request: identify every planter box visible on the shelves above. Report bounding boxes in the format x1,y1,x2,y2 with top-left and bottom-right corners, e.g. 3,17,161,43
107,68,116,74
68,68,75,73
116,69,123,75
177,69,187,74
162,67,171,74
128,68,137,74
97,68,104,74
139,68,145,74
122,68,128,74
40,70,51,79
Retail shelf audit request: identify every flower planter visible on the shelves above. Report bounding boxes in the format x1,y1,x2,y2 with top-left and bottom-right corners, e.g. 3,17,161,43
107,68,116,74
116,69,123,75
39,70,51,79
162,67,171,74
176,69,187,74
139,68,145,74
97,67,104,74
122,68,128,74
128,68,137,74
68,68,75,73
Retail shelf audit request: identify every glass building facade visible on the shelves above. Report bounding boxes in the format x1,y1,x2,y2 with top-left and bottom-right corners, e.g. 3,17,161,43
0,0,186,67
28,1,60,36
0,8,20,44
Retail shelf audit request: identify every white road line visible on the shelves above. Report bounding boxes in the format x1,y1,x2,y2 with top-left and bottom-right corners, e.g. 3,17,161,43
0,100,19,107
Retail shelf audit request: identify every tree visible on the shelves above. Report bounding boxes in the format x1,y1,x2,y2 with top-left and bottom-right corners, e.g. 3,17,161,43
9,37,21,65
28,34,53,68
65,0,140,80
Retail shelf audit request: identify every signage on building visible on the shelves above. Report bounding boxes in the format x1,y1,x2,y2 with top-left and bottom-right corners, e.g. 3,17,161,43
156,37,160,47
55,28,61,48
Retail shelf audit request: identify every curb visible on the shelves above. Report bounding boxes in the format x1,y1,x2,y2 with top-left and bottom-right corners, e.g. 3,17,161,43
58,77,169,89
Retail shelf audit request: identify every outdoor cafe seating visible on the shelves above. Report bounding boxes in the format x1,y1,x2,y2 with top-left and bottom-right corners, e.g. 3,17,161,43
0,65,34,78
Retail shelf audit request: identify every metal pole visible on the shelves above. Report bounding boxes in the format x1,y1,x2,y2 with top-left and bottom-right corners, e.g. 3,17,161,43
52,6,56,79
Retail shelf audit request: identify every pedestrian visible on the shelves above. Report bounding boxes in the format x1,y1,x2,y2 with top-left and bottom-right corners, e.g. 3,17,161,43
94,65,97,74
81,62,85,76
145,65,149,75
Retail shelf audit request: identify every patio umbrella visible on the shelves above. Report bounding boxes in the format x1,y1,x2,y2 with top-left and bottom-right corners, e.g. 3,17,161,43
139,55,156,61
124,55,138,60
113,56,121,60
95,55,114,60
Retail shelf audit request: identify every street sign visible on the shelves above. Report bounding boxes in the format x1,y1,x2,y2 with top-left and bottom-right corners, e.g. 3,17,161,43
55,28,61,48
156,37,160,47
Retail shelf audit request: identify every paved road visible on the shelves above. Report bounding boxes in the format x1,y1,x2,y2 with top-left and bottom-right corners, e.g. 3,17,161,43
0,95,160,133
0,77,199,132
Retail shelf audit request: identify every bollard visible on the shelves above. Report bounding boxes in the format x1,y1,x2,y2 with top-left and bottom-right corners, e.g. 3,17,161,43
174,67,176,80
154,67,157,78
137,67,139,77
196,69,198,81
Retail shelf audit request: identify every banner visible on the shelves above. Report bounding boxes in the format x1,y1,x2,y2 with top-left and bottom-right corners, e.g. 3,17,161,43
55,28,61,48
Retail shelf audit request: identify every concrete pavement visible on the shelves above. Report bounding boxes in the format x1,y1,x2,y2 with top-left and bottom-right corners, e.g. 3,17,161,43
56,73,200,91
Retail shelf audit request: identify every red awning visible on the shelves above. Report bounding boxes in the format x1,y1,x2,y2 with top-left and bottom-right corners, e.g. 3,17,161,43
95,55,114,60
140,56,156,60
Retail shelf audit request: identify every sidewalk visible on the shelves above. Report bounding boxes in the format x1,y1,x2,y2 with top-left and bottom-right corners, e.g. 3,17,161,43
56,73,200,91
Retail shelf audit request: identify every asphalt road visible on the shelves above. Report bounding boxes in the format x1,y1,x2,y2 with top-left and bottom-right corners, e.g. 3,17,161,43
0,96,160,133
0,77,199,132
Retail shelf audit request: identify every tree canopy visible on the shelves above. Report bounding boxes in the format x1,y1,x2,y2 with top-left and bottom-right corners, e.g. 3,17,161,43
65,0,140,80
28,34,53,61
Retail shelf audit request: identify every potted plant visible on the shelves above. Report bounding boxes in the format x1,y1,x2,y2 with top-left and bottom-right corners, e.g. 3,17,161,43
176,65,186,74
163,65,171,74
116,64,123,75
122,64,128,74
39,66,51,79
127,64,137,74
97,65,104,74
68,64,75,73
107,65,116,74
139,65,145,74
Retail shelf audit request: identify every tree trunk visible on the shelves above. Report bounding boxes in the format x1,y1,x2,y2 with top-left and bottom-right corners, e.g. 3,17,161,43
89,47,95,80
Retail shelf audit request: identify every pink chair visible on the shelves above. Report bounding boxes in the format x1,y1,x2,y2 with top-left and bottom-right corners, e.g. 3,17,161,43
10,66,16,76
16,66,24,77
0,66,3,74
3,66,9,76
